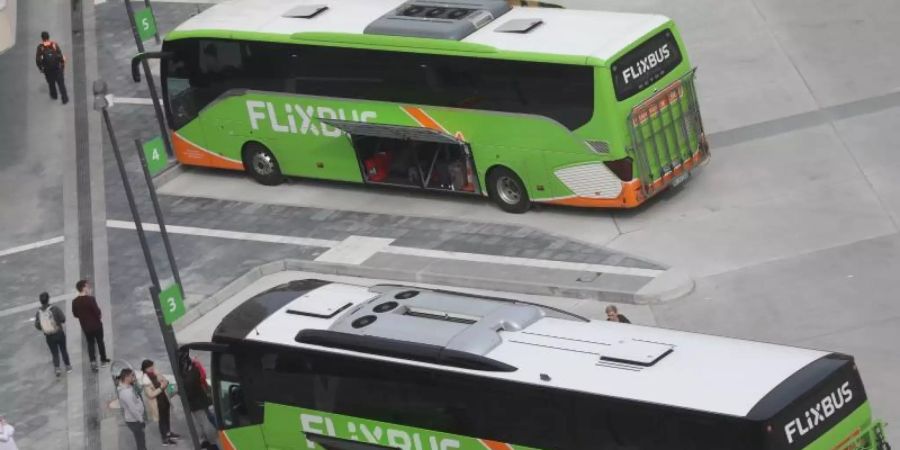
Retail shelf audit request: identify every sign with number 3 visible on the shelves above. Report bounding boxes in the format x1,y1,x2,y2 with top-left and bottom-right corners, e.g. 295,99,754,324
159,283,185,325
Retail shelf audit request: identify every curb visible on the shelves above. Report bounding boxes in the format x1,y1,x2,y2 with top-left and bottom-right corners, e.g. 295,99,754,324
174,258,694,332
152,160,185,187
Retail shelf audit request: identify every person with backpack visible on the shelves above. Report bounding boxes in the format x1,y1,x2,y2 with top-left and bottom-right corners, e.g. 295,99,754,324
71,279,111,372
34,292,72,377
34,31,68,104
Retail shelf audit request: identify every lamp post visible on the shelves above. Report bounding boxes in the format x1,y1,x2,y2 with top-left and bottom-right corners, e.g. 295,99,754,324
93,80,202,450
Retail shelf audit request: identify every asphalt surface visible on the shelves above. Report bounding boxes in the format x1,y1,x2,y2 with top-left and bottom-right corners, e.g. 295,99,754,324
1,0,899,448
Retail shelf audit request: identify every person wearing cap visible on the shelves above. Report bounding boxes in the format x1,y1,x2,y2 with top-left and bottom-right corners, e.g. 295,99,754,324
34,292,72,377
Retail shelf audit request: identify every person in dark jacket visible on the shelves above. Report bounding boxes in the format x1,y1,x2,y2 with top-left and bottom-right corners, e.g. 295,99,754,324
34,31,68,104
71,279,110,372
179,350,218,449
34,292,72,377
605,304,631,324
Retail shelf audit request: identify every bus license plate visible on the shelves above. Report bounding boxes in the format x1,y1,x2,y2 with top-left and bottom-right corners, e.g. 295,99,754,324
671,172,690,188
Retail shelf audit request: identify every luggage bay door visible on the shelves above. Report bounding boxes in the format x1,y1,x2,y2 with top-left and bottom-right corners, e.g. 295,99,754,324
322,119,481,194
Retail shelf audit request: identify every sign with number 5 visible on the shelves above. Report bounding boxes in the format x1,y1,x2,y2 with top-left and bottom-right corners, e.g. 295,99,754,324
134,8,157,42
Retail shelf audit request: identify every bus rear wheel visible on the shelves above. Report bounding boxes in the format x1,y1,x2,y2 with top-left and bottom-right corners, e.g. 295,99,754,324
244,143,283,186
487,167,530,214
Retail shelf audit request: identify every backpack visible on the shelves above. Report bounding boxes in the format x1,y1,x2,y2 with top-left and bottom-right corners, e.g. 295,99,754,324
40,43,62,71
39,307,60,334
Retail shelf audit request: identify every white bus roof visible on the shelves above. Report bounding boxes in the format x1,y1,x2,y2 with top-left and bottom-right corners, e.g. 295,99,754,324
170,0,670,62
234,282,829,418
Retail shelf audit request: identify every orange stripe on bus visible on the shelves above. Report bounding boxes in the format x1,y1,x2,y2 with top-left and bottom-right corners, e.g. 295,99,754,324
172,132,244,171
219,431,237,450
831,428,861,450
402,106,447,133
480,439,515,450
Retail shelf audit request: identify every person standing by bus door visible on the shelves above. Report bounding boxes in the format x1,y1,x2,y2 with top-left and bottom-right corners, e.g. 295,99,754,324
118,368,148,450
0,415,19,450
34,31,68,104
72,279,111,372
180,350,219,449
34,292,72,377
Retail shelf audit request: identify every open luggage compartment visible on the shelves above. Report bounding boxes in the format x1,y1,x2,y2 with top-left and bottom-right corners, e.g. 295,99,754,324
324,119,480,194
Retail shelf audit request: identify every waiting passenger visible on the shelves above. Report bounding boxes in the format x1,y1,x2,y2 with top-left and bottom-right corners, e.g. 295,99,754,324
605,305,631,324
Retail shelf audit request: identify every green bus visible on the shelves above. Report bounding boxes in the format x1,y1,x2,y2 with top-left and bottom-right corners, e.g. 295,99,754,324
156,0,709,213
183,279,890,450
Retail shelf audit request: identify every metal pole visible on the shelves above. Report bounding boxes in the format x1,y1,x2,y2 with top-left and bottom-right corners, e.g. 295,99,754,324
102,108,202,450
134,139,183,290
123,0,173,157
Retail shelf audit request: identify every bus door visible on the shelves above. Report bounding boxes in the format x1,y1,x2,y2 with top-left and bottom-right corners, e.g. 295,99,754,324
178,343,263,446
322,119,481,194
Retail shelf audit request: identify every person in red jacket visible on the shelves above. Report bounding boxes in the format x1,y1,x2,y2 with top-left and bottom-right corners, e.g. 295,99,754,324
71,279,111,372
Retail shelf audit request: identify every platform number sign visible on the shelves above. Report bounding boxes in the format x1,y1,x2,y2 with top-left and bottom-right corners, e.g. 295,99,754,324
134,8,157,42
159,283,185,325
142,136,167,176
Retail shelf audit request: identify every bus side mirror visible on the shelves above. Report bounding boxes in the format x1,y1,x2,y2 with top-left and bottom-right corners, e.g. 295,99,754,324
131,51,174,83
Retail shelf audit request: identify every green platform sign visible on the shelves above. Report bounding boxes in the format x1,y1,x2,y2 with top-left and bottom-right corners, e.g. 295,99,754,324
134,8,158,42
159,283,185,325
142,136,167,176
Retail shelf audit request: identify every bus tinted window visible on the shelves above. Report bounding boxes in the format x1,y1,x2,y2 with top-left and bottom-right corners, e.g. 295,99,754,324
611,29,682,101
292,45,594,130
163,38,594,130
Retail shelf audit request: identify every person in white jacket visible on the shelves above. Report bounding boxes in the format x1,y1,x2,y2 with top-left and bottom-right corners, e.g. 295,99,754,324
0,415,18,450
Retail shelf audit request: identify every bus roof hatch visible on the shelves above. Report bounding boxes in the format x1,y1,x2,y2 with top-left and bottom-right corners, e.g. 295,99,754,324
365,0,511,41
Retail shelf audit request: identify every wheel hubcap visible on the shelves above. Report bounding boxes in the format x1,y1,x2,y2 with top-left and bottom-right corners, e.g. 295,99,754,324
497,176,521,205
252,152,274,176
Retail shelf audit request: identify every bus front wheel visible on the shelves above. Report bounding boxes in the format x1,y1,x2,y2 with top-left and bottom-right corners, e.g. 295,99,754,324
487,167,530,214
244,143,283,186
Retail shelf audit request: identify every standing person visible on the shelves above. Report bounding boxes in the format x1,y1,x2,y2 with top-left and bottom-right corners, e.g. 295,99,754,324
605,305,631,324
34,292,72,377
140,360,181,446
180,350,218,449
72,279,111,372
118,368,148,450
0,415,18,450
34,31,68,104
189,356,217,428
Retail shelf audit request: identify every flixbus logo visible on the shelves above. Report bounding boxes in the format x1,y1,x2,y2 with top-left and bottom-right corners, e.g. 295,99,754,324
246,100,377,138
621,43,672,85
301,412,461,450
783,381,853,444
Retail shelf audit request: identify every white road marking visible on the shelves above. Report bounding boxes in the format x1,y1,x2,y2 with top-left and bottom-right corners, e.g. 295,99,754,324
314,236,395,265
383,246,664,278
148,0,224,3
111,96,154,106
106,220,339,248
94,0,106,4
0,236,64,258
0,294,70,319
105,220,663,278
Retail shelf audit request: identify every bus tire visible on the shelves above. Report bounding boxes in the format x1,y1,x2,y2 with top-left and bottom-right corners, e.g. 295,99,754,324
243,143,283,186
487,167,530,214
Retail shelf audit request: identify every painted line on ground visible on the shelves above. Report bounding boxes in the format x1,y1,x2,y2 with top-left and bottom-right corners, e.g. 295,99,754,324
106,219,339,247
107,220,664,277
111,96,154,106
0,236,65,258
314,235,395,265
0,294,71,320
383,246,664,278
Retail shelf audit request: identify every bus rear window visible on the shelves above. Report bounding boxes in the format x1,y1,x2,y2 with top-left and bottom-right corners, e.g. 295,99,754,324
611,29,682,101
